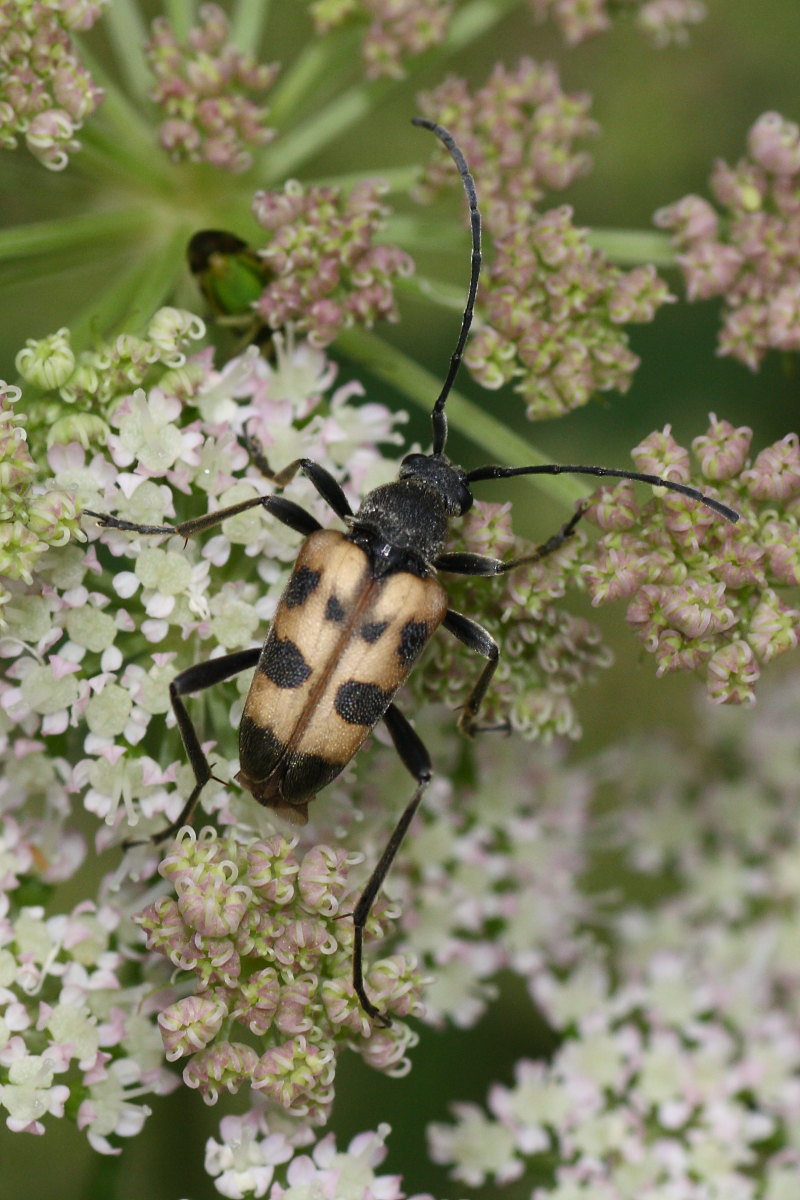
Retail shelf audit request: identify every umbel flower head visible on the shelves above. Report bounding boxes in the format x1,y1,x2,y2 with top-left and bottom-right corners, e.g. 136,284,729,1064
0,0,106,169
417,59,599,236
425,671,800,1197
464,205,672,418
251,178,414,347
146,3,279,173
657,111,800,369
309,0,454,80
416,60,673,418
136,828,422,1123
530,0,708,47
582,416,800,703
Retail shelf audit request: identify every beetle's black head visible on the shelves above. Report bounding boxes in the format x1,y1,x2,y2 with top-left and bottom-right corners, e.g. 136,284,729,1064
399,451,473,516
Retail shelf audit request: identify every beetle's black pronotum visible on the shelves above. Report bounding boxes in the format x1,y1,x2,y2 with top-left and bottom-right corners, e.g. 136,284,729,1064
87,118,739,1025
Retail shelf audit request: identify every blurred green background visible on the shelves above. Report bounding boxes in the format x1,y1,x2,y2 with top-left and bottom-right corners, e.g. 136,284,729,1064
2,0,799,1196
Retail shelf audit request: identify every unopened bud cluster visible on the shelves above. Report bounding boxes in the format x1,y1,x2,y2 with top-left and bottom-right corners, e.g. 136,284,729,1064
310,0,453,79
417,61,671,419
146,4,278,173
657,112,800,369
530,0,707,47
582,416,800,703
0,0,105,169
417,59,597,236
136,828,423,1123
251,179,414,347
0,384,79,613
466,207,672,418
14,308,206,453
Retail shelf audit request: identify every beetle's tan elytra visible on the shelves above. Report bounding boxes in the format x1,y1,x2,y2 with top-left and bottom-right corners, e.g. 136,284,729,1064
237,529,448,824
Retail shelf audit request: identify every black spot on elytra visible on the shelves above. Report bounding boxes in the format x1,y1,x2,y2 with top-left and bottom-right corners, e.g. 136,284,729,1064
397,619,429,666
237,718,343,807
282,749,343,802
360,620,388,643
239,716,285,779
325,594,346,623
284,566,321,609
334,680,393,727
260,635,312,689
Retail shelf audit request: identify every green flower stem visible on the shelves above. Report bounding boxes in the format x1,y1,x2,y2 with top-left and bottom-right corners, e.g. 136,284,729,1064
446,0,525,49
260,80,394,185
67,226,191,346
313,166,421,195
261,0,526,183
232,0,271,52
589,228,676,269
102,0,153,103
335,327,587,508
0,209,151,260
393,270,471,314
163,0,194,40
267,26,363,131
75,43,164,169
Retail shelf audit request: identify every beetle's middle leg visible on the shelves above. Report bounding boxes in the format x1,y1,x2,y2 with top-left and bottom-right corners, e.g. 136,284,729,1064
128,646,261,847
351,703,432,1027
433,499,590,578
432,503,591,737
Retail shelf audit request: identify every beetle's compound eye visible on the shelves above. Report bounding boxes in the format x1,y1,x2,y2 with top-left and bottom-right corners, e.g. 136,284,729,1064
400,453,429,476
455,484,473,516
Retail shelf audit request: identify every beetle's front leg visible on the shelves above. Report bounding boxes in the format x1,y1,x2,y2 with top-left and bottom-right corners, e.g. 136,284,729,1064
240,424,354,522
85,492,322,540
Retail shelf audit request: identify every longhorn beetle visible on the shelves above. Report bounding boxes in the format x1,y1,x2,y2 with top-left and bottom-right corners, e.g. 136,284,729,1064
87,118,739,1026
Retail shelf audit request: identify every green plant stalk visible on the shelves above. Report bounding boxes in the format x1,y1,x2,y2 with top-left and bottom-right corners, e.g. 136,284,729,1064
231,0,271,50
0,210,152,261
335,326,588,508
260,0,527,182
66,226,191,346
101,0,153,102
589,228,676,269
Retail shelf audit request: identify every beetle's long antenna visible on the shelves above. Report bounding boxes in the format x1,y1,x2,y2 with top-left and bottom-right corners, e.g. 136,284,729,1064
466,462,740,523
412,117,481,458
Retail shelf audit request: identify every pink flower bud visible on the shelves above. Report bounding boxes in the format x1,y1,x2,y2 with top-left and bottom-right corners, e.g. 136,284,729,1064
742,434,800,501
183,1041,259,1103
706,640,760,705
158,993,228,1061
632,427,690,482
748,112,800,176
692,415,752,480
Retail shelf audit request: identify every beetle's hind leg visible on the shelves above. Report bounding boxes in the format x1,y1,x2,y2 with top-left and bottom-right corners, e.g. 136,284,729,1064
125,646,261,848
441,609,507,738
351,703,432,1027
